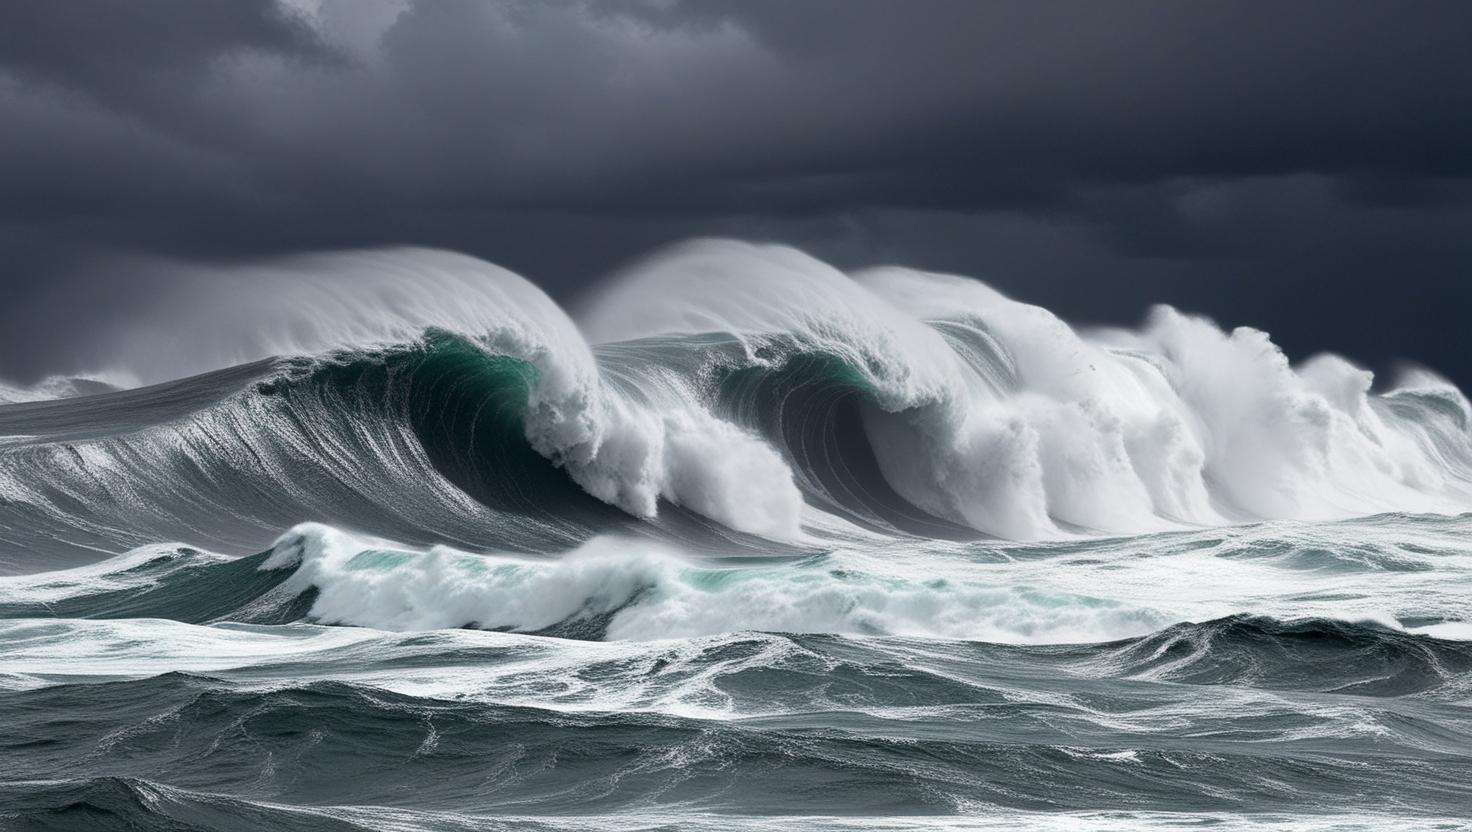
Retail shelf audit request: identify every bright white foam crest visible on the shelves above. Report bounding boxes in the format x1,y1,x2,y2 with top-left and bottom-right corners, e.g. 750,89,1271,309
580,242,1472,535
262,523,1169,643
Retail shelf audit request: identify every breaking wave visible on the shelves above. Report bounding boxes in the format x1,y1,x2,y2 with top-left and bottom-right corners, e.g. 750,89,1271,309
3,241,1471,572
7,241,1472,828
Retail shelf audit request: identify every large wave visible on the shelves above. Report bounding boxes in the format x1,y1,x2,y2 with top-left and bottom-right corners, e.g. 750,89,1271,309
3,241,1472,572
585,241,1472,536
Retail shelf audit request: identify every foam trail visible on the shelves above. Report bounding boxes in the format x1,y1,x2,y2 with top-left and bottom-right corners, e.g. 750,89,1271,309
247,516,1472,644
262,523,1169,643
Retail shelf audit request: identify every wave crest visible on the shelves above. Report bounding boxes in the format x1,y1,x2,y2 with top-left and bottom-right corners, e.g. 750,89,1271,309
3,241,1472,563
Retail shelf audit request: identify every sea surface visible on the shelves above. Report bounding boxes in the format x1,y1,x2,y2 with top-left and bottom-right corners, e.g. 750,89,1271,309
2,244,1470,830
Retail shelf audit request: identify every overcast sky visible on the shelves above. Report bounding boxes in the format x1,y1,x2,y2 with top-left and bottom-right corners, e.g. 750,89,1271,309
2,0,1470,384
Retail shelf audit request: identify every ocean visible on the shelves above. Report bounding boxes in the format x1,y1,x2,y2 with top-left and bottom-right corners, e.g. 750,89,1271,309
2,243,1470,831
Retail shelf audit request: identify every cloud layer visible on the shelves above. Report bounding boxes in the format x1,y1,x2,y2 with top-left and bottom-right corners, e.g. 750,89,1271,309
1,0,1469,382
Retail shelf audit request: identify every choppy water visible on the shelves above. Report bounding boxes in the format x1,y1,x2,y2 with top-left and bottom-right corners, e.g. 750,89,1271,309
2,244,1470,830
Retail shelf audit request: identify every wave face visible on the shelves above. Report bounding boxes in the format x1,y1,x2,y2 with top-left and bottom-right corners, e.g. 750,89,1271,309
4,242,1472,829
3,243,1470,565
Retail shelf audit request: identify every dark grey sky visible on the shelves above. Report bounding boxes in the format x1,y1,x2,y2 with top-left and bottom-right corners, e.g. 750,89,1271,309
2,0,1470,385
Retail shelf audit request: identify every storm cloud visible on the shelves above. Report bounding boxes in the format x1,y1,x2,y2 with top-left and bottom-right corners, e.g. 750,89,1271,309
1,0,1470,383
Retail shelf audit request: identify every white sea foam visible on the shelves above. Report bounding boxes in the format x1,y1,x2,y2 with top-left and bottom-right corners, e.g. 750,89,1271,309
5,512,1471,653
256,517,1472,645
261,523,1169,643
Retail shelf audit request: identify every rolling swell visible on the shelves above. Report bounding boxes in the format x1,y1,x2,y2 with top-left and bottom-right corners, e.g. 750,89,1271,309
5,626,1472,825
1091,615,1472,697
8,674,1469,817
0,548,312,625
